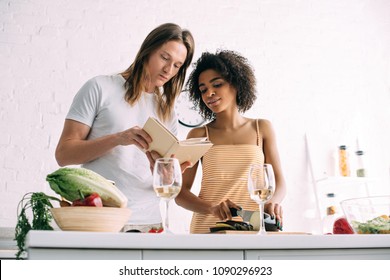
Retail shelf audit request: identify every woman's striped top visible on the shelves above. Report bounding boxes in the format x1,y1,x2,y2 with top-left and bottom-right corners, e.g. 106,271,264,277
190,119,265,234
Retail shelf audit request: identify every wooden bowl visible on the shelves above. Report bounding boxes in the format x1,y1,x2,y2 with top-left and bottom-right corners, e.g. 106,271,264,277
50,207,131,232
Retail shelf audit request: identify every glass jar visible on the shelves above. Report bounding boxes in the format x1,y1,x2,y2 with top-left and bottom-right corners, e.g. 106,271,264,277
325,193,337,214
339,145,350,176
322,193,339,234
355,150,366,177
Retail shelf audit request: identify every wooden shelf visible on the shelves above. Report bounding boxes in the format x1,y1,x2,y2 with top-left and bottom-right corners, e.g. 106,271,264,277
314,176,375,196
315,176,376,186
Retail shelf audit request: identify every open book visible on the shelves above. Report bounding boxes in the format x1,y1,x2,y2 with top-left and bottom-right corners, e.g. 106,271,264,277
143,117,213,164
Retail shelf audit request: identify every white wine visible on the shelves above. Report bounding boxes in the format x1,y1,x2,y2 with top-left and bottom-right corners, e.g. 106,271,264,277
154,185,181,200
250,189,274,203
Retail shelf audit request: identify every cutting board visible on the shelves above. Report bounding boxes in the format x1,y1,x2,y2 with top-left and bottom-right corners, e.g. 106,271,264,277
210,231,311,235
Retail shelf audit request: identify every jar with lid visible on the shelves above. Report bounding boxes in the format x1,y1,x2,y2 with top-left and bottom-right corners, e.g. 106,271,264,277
325,193,337,214
338,145,350,176
355,150,366,177
322,193,339,234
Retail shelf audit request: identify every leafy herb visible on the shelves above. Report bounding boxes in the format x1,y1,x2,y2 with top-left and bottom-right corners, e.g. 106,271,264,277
14,192,60,259
352,215,390,234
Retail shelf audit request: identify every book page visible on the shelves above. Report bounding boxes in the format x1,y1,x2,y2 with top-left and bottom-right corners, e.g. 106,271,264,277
166,142,213,165
142,117,178,156
143,117,213,164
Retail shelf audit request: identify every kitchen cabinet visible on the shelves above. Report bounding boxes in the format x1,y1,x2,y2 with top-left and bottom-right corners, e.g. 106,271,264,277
27,248,142,260
245,248,390,260
27,230,390,260
143,250,243,260
0,227,18,259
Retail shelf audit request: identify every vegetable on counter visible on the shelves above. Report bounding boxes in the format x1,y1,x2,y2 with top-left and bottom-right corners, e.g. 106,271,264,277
15,167,129,259
352,215,390,234
148,227,164,233
333,217,354,234
210,220,254,232
46,167,128,208
15,192,61,259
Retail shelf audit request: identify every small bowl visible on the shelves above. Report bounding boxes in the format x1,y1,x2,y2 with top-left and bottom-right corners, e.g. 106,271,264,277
341,195,390,234
50,207,131,232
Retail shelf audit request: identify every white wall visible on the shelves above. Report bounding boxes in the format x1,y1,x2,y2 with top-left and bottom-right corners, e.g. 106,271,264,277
1,0,389,234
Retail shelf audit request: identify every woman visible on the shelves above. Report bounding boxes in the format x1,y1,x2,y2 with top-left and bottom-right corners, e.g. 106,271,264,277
175,50,286,234
55,23,194,232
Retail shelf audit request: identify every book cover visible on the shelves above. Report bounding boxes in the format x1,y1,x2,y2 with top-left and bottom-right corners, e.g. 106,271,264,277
143,117,213,164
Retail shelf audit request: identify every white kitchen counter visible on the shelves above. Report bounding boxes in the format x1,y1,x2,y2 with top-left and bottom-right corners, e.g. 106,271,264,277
27,230,390,260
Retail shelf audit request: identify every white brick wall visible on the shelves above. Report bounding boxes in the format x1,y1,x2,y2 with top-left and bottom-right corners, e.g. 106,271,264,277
1,0,389,233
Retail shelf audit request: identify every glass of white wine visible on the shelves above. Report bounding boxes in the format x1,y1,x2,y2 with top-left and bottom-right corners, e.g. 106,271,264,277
153,158,182,234
248,163,275,235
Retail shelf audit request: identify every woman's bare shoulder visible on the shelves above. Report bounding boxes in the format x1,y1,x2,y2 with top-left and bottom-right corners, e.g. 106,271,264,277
252,118,274,133
256,118,272,127
186,126,207,139
254,118,277,140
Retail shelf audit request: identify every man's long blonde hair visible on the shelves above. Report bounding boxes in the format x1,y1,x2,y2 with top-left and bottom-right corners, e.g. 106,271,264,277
121,23,195,121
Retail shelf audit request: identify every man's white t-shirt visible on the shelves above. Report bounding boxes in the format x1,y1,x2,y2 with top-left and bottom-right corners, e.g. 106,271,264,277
66,74,178,224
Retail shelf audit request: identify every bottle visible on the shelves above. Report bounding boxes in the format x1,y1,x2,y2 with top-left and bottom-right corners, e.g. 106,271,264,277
355,150,366,177
338,145,350,176
325,193,337,215
322,193,338,234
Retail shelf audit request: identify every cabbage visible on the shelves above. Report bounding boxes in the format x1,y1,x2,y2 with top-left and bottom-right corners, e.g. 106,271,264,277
46,167,127,208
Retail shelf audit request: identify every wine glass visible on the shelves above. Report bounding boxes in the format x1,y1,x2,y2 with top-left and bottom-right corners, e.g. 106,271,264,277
248,163,275,235
153,158,182,234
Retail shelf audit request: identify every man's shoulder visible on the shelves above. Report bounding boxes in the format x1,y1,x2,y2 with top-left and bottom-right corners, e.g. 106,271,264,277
89,74,123,84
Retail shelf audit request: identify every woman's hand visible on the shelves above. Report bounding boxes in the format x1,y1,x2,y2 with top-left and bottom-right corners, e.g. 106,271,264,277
209,199,240,221
264,202,283,230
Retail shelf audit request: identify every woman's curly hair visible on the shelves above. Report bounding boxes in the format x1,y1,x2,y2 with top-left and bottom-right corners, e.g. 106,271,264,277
186,50,257,121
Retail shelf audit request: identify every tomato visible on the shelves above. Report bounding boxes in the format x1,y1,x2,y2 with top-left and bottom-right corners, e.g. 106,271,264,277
333,217,354,234
72,193,103,207
148,227,164,233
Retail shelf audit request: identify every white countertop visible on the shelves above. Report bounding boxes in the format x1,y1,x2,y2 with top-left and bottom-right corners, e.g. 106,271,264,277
27,230,390,250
